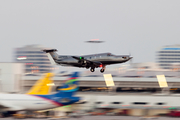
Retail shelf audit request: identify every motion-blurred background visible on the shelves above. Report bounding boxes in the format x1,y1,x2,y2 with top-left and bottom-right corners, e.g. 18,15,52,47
1,0,180,118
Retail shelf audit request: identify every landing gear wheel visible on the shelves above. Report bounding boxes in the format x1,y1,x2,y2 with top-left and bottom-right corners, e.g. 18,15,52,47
100,69,105,73
90,68,95,72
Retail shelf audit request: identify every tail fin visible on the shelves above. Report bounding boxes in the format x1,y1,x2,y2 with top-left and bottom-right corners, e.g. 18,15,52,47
43,49,58,65
57,72,80,92
27,73,54,95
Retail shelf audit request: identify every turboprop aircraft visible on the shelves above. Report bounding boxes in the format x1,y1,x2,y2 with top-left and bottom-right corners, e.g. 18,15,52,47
43,49,132,73
0,72,80,111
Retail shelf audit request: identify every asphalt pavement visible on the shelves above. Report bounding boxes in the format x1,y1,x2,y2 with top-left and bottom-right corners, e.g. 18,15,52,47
1,116,180,120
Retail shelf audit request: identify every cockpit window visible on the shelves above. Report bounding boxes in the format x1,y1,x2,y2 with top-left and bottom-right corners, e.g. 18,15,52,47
122,57,127,59
107,53,114,56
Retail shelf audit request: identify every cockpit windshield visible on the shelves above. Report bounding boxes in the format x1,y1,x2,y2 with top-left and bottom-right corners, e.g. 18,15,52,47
107,53,115,56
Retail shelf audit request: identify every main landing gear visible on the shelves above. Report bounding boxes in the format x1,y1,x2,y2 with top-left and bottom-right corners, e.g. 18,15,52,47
100,69,104,73
100,66,106,73
90,68,95,72
89,66,106,73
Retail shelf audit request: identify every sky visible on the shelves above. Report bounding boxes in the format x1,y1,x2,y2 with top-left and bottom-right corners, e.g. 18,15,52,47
1,0,180,63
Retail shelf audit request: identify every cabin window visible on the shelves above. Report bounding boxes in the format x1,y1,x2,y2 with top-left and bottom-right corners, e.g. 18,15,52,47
77,101,88,104
132,102,147,105
156,103,165,105
111,102,122,104
96,102,103,104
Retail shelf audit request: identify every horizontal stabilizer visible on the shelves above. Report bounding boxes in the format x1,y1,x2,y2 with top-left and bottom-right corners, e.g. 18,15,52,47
43,49,57,53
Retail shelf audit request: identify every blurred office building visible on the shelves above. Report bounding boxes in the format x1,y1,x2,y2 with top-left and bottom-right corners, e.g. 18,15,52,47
14,45,55,75
156,44,180,69
0,63,24,93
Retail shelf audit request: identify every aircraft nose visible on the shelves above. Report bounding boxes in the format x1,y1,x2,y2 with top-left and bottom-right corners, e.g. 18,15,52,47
129,56,133,60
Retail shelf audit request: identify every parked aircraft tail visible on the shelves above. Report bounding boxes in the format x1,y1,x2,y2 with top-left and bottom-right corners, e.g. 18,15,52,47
26,73,54,95
57,72,80,93
34,72,81,106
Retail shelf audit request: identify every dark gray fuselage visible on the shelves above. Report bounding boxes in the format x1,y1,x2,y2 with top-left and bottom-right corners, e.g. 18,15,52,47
55,53,131,67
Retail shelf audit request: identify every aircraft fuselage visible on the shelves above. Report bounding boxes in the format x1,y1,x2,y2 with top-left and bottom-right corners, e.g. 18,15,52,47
56,53,131,67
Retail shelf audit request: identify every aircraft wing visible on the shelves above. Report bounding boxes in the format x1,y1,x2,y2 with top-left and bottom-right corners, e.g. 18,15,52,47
72,56,102,67
0,104,8,109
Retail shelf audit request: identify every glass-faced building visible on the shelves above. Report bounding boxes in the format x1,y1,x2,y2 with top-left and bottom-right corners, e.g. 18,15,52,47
14,45,54,75
156,45,180,69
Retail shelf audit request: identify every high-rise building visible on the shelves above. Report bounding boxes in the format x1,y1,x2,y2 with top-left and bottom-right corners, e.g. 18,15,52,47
156,45,180,69
14,45,54,75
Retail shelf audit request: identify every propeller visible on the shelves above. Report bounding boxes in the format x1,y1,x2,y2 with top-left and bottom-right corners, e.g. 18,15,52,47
129,52,133,65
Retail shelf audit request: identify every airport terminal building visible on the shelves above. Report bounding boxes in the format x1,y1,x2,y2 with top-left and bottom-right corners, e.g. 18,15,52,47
14,45,54,74
1,44,180,116
156,44,180,69
22,62,180,93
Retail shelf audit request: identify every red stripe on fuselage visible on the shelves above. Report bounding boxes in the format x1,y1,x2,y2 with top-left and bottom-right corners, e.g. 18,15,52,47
32,95,64,107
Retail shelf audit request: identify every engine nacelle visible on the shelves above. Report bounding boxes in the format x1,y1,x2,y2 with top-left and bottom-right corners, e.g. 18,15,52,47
78,59,87,66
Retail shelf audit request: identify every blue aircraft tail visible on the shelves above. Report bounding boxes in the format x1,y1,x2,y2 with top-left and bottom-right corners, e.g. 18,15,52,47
34,72,81,107
56,72,80,93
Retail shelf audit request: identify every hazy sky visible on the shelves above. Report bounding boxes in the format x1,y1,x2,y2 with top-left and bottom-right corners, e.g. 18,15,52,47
1,0,180,63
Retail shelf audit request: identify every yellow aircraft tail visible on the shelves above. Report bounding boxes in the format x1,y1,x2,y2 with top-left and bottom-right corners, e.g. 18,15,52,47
26,73,54,95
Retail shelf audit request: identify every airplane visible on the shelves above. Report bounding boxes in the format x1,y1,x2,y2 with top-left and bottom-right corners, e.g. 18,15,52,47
43,49,133,73
0,72,80,112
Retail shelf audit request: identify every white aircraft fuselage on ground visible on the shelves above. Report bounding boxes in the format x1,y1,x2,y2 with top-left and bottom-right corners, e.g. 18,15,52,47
0,94,57,111
0,72,80,112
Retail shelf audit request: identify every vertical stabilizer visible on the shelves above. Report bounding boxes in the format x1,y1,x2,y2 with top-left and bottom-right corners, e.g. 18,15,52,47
43,49,58,65
33,72,81,106
57,72,80,93
46,53,57,65
27,73,54,95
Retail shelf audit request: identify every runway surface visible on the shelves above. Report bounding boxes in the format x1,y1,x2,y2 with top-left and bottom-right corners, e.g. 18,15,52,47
1,116,180,120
